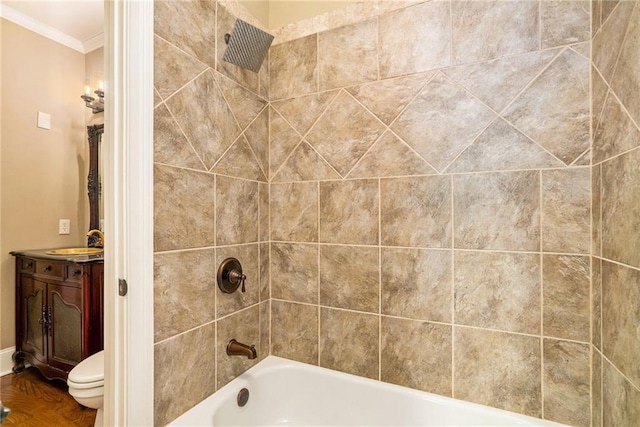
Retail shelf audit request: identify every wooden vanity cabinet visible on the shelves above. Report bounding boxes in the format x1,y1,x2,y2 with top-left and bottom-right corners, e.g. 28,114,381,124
13,254,104,381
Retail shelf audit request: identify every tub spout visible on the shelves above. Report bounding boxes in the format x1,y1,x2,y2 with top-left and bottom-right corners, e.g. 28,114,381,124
227,339,257,359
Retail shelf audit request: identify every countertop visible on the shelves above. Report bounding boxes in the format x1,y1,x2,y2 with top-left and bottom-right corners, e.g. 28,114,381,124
10,248,104,264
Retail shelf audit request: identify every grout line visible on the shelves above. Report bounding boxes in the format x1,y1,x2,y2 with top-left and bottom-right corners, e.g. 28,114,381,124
451,174,456,398
378,177,383,381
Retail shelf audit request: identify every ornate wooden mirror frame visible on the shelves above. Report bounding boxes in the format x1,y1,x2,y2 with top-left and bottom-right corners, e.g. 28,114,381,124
87,123,103,246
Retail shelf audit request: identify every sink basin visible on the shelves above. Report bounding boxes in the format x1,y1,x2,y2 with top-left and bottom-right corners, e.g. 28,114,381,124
46,248,103,255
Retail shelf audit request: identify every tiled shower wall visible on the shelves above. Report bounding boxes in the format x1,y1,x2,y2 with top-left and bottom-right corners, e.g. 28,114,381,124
591,0,640,425
152,1,270,424
268,1,592,426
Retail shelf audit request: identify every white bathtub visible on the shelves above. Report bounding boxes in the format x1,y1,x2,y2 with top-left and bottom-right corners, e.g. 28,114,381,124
169,356,565,426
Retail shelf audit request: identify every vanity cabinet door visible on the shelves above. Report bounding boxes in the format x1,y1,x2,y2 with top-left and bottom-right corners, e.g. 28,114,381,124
47,283,83,372
20,277,47,365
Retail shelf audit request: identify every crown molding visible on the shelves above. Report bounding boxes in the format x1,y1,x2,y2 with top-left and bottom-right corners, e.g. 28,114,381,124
84,32,104,53
0,3,103,54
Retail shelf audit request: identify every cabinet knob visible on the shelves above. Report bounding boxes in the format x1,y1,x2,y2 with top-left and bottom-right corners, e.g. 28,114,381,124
25,262,33,269
73,269,82,276
43,265,52,272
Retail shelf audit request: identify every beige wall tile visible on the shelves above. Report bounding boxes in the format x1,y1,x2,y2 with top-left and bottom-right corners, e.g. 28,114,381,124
271,242,318,304
154,165,216,252
154,0,217,68
154,104,205,171
270,34,318,100
543,255,590,342
216,306,260,389
214,71,266,132
610,4,640,125
593,93,640,164
602,260,640,387
259,243,270,301
154,323,216,426
212,135,267,182
451,0,538,64
319,19,378,90
378,1,451,78
381,317,451,395
348,131,437,178
592,349,603,427
154,35,207,100
454,327,542,417
392,73,495,172
592,1,635,82
592,0,602,34
592,165,602,257
542,339,591,427
243,109,270,180
272,141,341,182
542,168,591,254
346,73,431,125
166,71,241,169
541,1,591,49
455,251,540,335
602,148,640,268
380,176,452,248
319,180,379,245
453,171,540,251
320,245,379,313
592,257,602,350
381,248,452,323
271,90,338,136
503,49,590,165
270,182,318,242
216,175,259,245
259,301,270,361
446,119,563,173
591,67,609,136
444,49,559,113
603,358,640,426
154,249,217,342
259,182,269,242
320,308,379,379
271,300,318,364
269,107,303,178
306,90,386,177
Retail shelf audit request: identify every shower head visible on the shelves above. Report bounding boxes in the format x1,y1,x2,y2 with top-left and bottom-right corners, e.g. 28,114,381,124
223,19,274,73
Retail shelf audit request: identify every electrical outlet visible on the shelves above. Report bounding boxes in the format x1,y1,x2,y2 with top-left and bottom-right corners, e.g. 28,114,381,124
99,219,104,231
59,219,71,235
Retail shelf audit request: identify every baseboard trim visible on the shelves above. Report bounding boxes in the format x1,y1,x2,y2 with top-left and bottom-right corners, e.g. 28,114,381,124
0,346,15,376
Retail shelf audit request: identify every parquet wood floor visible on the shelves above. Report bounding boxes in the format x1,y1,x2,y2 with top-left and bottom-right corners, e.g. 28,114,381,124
1,367,96,426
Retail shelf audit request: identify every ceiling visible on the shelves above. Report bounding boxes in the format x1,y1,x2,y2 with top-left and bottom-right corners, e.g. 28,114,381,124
3,0,103,51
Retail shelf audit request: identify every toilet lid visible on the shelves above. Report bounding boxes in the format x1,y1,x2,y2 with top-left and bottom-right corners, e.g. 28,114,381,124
69,350,104,384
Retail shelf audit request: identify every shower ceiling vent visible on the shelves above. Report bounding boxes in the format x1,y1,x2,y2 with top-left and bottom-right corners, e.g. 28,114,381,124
223,19,274,73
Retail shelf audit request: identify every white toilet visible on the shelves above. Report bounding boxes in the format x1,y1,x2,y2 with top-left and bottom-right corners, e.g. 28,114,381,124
67,350,104,427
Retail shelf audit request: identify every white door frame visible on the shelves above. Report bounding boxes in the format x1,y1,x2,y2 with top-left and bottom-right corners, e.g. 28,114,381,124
104,0,154,425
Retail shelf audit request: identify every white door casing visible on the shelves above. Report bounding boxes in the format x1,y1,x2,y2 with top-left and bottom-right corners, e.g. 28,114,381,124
104,0,154,425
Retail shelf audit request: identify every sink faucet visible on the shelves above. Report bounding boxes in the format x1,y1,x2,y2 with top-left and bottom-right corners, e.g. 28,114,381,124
87,229,104,248
227,339,257,359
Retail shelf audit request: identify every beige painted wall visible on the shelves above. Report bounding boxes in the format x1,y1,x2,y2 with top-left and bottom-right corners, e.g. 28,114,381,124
84,47,104,127
268,0,357,28
0,19,89,349
239,0,358,29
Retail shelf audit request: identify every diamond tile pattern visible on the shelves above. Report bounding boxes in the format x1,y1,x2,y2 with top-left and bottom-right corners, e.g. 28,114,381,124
391,73,495,172
154,35,207,100
273,141,340,182
271,91,338,136
306,90,386,177
214,72,267,131
166,70,241,170
503,49,590,165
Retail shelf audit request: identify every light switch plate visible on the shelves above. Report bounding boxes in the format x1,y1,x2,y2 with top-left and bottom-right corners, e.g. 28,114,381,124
37,112,51,130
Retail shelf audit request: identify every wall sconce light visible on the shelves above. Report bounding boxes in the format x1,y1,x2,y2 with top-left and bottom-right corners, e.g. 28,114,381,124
81,81,104,114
